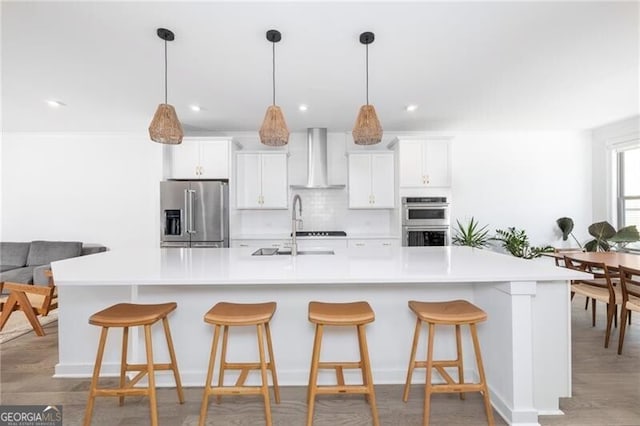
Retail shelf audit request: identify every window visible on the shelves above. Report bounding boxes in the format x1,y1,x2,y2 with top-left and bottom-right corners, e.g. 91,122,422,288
617,146,640,251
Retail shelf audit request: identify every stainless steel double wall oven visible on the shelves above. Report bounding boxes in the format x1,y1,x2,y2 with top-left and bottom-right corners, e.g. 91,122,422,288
401,197,450,246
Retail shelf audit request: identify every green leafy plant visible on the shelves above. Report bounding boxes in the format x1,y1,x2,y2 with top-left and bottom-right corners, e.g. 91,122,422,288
452,217,490,248
493,227,554,259
556,217,583,249
584,221,640,252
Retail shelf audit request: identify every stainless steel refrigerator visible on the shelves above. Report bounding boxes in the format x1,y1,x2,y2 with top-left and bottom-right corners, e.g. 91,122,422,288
160,181,229,247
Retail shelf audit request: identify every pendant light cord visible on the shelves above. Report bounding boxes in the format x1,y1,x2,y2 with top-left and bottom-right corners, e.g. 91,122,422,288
164,38,168,104
272,41,276,106
365,43,369,105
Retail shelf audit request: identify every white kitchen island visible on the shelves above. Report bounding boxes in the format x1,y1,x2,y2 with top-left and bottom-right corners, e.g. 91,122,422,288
52,246,588,426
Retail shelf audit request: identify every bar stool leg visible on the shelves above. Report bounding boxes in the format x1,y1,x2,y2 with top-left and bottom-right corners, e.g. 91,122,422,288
257,324,273,426
143,324,158,426
403,317,422,402
357,324,370,403
423,323,435,426
470,324,495,426
265,322,281,404
162,317,185,404
455,324,465,400
84,327,109,426
306,324,323,426
199,324,221,426
119,326,129,406
357,324,380,426
216,325,229,404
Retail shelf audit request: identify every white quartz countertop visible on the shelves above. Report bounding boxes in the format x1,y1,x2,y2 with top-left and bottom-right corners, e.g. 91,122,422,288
231,234,400,240
52,246,589,286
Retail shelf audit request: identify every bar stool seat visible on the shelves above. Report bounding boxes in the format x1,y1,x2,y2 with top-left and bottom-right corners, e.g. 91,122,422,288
403,299,494,426
408,300,488,324
199,302,280,426
84,302,184,426
306,301,379,426
308,301,375,325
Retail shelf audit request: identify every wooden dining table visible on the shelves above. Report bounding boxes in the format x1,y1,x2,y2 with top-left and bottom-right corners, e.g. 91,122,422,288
546,251,640,270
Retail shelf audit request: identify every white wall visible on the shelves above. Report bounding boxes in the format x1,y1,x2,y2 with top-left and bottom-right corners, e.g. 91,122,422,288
590,115,640,225
1,129,594,250
447,131,593,247
1,133,162,250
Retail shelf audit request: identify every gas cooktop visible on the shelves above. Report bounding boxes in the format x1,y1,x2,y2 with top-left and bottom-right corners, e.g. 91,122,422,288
292,231,347,237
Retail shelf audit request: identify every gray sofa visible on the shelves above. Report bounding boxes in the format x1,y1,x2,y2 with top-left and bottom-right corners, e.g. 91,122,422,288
0,240,107,286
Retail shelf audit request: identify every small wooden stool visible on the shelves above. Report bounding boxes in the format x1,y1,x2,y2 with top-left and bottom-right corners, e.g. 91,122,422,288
199,302,280,426
403,300,494,426
306,301,379,426
84,302,184,426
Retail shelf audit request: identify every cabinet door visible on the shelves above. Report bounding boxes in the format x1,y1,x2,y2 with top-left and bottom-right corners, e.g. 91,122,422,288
348,154,373,208
399,140,424,187
424,140,450,187
199,140,229,179
236,154,262,209
260,154,288,209
370,154,395,208
170,142,200,178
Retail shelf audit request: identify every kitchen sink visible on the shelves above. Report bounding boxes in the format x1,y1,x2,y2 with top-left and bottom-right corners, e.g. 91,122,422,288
251,248,334,256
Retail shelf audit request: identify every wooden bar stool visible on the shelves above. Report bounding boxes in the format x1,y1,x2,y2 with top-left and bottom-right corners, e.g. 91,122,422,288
306,301,379,426
403,300,494,426
84,302,184,426
199,302,280,426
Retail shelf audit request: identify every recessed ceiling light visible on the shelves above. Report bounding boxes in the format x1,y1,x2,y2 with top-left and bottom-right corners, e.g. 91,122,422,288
405,104,418,112
46,100,65,108
190,105,201,112
299,104,308,112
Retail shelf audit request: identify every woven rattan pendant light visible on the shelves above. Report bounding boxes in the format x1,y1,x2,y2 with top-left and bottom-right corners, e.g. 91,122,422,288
149,28,184,145
352,32,382,145
259,29,290,147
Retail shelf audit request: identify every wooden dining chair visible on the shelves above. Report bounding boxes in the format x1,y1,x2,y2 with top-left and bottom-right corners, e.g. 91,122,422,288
554,248,590,310
0,270,57,336
563,256,621,348
617,265,640,354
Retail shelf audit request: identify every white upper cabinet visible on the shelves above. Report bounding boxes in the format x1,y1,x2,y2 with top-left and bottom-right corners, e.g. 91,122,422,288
348,153,395,209
168,138,230,179
236,152,288,209
397,138,451,187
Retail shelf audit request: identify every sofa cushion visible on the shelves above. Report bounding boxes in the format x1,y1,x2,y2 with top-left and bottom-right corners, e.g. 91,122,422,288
0,242,31,267
0,265,18,273
26,241,82,266
0,266,36,286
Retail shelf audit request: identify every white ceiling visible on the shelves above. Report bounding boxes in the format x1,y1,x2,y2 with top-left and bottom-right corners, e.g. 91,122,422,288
1,1,638,134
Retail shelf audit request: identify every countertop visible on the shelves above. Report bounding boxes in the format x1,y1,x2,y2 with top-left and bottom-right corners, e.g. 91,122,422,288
231,234,400,240
52,246,589,286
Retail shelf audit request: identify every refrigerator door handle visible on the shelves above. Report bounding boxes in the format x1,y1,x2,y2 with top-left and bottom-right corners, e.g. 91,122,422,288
188,189,196,234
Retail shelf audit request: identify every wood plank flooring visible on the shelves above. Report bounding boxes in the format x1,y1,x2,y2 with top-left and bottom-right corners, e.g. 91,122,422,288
1,299,638,425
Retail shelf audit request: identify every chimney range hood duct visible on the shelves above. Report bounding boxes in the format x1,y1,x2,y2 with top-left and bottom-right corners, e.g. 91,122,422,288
290,128,345,189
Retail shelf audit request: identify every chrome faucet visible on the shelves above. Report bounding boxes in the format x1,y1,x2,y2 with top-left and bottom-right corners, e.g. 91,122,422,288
291,194,303,256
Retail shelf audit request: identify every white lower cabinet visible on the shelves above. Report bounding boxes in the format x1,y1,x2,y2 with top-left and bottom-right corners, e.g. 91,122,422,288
348,239,400,248
230,239,290,249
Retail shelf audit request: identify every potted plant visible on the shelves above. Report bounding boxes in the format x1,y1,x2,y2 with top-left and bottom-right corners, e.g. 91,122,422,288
556,217,583,249
452,217,490,248
584,221,640,252
493,227,553,259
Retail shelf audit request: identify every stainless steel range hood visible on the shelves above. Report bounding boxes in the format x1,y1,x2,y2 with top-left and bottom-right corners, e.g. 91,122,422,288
290,128,345,189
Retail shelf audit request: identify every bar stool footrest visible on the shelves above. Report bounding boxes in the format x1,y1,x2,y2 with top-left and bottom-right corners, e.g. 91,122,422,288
430,383,484,393
316,385,369,394
205,386,264,396
93,388,149,397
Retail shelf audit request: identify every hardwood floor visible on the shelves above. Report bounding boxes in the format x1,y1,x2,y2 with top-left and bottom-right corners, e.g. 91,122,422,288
1,299,638,425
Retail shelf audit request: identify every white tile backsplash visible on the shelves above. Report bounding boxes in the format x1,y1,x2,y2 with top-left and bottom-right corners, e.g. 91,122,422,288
231,188,394,236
